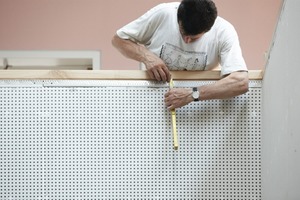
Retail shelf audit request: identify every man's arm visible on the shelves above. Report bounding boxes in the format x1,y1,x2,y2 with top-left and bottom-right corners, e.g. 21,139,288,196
164,71,249,110
112,34,171,82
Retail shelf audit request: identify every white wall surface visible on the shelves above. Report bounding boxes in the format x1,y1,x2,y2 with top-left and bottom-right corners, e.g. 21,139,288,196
262,0,300,199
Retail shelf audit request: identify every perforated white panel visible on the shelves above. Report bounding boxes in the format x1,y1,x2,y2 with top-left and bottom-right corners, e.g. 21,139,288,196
0,80,261,200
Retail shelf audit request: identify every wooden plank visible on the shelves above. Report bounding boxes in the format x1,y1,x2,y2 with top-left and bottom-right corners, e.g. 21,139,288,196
0,70,263,80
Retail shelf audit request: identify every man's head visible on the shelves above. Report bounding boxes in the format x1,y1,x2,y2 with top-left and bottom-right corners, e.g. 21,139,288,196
177,0,217,38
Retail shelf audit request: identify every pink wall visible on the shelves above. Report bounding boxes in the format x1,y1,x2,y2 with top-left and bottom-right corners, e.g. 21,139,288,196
0,0,282,70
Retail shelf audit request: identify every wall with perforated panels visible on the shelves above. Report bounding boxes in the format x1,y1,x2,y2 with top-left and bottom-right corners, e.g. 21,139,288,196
0,80,261,200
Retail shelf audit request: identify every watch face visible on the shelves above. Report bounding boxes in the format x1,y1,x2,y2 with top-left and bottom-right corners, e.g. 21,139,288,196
192,91,199,99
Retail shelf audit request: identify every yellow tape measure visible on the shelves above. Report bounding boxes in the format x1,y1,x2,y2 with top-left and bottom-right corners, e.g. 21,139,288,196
169,79,178,150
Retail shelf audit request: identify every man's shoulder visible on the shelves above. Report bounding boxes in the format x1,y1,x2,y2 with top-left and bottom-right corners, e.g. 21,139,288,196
150,2,180,14
154,2,180,9
213,17,235,31
144,2,179,23
206,17,237,39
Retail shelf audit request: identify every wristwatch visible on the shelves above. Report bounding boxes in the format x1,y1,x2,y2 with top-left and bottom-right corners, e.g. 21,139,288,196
192,87,200,102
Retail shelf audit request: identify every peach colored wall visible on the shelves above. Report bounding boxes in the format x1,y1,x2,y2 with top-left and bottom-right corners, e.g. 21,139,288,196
0,0,282,70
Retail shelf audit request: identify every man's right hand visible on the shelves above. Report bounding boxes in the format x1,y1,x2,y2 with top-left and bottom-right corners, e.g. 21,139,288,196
112,34,171,82
144,56,171,82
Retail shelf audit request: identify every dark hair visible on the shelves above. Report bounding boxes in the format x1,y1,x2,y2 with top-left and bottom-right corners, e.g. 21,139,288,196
177,0,218,35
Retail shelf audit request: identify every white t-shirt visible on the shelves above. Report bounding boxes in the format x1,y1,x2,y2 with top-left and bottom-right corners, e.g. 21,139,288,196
117,2,247,76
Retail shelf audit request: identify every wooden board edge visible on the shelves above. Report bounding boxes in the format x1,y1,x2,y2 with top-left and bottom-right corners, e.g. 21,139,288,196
0,70,263,80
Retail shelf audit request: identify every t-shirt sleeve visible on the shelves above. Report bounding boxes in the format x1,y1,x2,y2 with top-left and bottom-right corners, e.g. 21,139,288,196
219,24,248,76
116,4,165,45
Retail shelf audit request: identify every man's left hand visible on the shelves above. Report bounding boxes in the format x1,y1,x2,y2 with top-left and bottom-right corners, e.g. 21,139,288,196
164,88,193,110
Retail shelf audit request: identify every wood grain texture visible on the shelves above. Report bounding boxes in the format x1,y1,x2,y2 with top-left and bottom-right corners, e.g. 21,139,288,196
0,70,263,80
